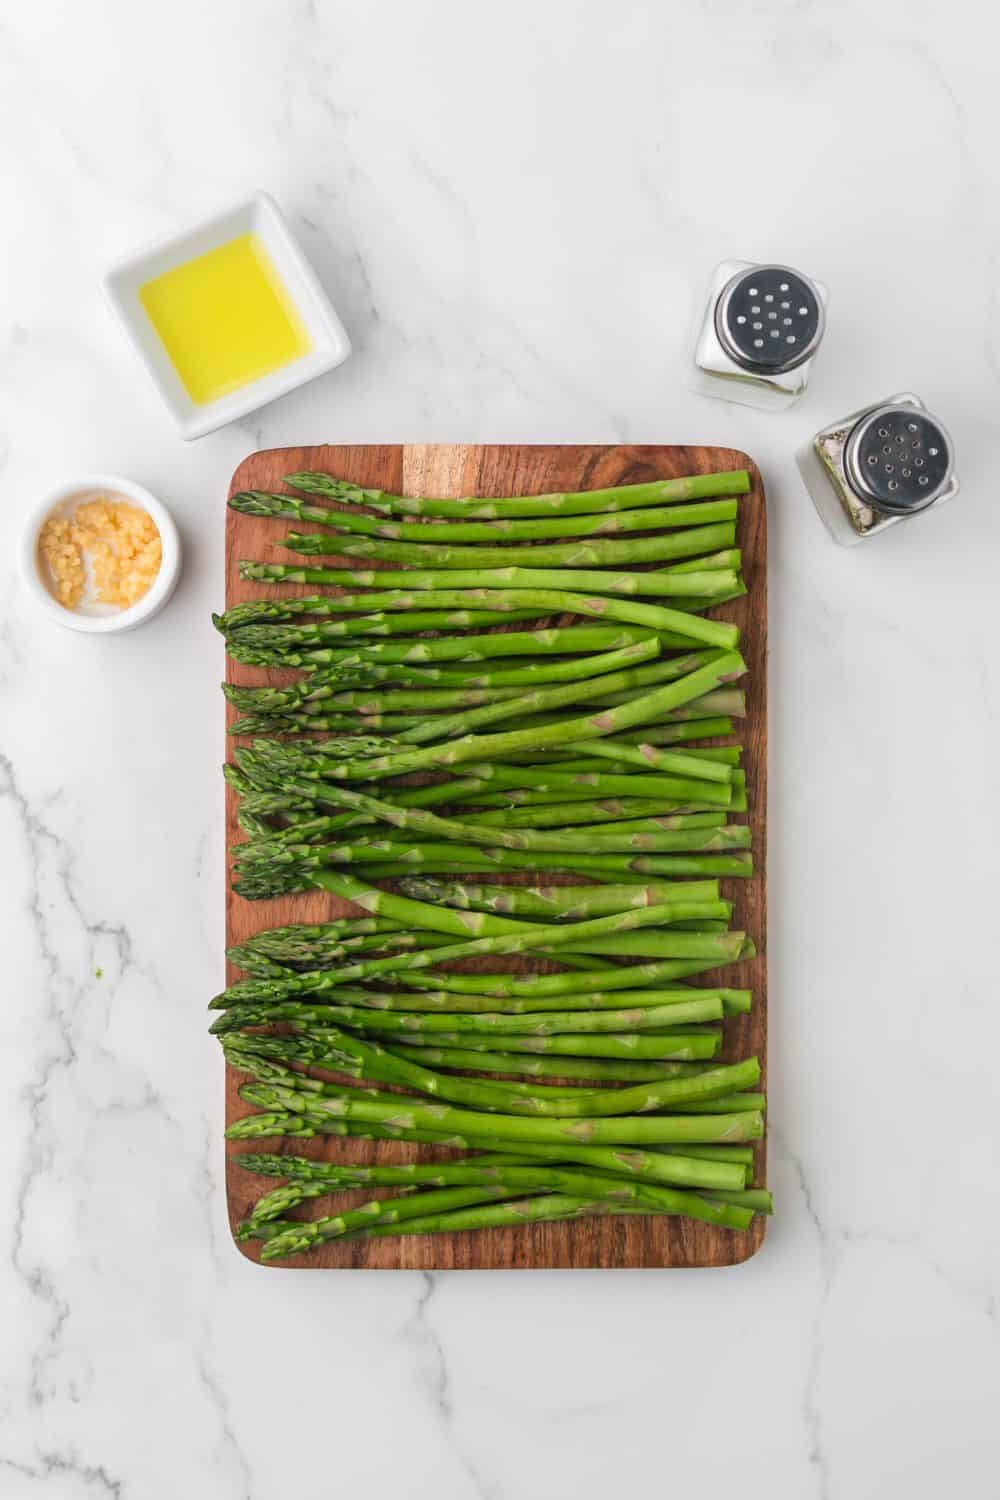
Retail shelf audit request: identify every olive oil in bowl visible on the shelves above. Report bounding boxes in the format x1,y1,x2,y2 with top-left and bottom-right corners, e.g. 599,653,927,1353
139,232,312,405
105,191,351,437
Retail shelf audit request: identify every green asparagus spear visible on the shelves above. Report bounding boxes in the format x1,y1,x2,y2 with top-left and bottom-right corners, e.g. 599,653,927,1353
281,519,738,571
450,800,726,829
221,606,559,640
211,894,749,1005
233,1149,747,1197
253,1163,755,1258
228,1095,503,1148
231,623,664,672
284,468,750,519
393,877,720,919
229,641,666,722
359,1195,695,1239
385,1043,715,1082
229,1077,763,1148
243,1173,772,1230
231,774,739,853
233,486,740,540
392,653,735,748
394,956,750,1001
224,1030,757,1116
251,1184,527,1251
236,1023,721,1060
236,847,755,896
217,987,727,1035
238,560,742,606
234,652,746,786
251,1170,752,1257
225,594,541,631
231,588,737,654
210,983,736,1029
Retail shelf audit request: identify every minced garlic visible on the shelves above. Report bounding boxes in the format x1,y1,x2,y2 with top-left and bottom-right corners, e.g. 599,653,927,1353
39,498,161,611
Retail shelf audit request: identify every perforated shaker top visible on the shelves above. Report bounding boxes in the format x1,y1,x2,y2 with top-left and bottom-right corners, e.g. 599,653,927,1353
844,406,953,515
715,265,824,374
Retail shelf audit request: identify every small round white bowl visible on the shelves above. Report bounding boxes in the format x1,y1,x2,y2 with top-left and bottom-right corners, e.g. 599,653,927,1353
20,474,182,634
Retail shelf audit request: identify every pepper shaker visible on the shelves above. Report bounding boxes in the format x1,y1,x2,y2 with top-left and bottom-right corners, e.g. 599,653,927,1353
797,393,959,546
690,260,828,411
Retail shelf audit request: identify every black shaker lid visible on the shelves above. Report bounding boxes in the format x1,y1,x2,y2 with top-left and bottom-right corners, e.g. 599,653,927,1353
715,264,824,374
844,405,953,515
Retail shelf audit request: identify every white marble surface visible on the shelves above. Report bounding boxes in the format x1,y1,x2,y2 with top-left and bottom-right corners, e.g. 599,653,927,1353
1,1,998,1495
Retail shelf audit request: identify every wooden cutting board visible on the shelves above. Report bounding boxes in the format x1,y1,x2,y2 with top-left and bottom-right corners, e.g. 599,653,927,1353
223,445,768,1269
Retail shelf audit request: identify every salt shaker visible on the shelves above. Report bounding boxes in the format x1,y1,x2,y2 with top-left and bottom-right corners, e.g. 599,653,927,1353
690,261,828,411
797,393,959,546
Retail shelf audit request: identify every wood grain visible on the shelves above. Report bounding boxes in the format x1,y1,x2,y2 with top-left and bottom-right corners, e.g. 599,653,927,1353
223,445,767,1269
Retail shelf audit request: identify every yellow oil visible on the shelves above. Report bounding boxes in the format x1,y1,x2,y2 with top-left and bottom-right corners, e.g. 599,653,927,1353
139,233,311,405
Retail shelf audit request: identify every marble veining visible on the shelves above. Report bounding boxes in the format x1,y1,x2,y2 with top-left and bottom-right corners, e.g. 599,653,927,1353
1,0,998,1496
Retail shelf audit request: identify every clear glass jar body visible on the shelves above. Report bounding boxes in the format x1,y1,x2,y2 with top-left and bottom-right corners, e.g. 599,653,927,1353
689,259,828,412
796,393,959,546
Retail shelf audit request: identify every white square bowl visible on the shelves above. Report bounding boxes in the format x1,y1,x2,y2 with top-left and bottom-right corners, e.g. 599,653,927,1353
103,191,351,440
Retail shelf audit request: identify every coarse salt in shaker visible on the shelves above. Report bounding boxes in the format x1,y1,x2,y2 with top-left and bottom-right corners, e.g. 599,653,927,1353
690,260,828,411
797,393,959,546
